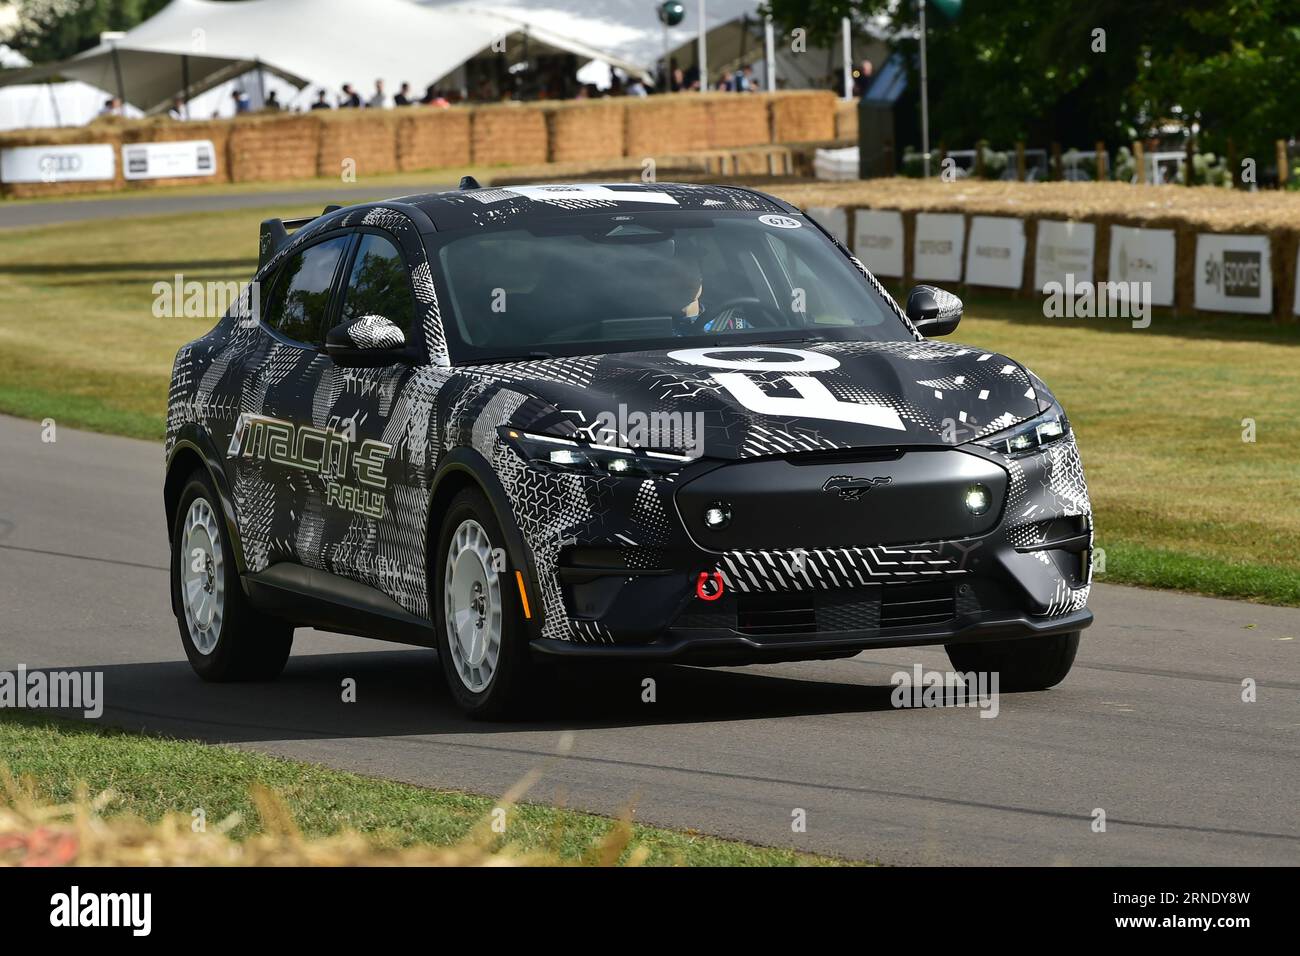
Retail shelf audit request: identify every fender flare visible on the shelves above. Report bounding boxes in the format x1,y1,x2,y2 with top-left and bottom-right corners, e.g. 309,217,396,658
165,426,247,575
427,448,546,640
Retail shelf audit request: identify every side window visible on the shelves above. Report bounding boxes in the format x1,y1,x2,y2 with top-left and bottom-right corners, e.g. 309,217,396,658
341,233,416,335
263,236,350,345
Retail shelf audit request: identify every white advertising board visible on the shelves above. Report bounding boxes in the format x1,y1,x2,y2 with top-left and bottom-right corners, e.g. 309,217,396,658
1034,219,1095,291
0,143,115,183
1194,233,1272,314
122,139,218,180
965,216,1026,289
912,212,964,282
806,206,849,245
1108,225,1176,307
852,209,904,278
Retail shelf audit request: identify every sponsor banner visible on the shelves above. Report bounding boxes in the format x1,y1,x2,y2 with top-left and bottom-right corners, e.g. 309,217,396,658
1194,233,1272,314
807,206,849,245
852,209,904,278
912,212,964,282
0,143,115,183
1109,225,1176,307
504,183,678,205
965,216,1026,289
1034,219,1095,291
122,139,218,180
1294,245,1300,315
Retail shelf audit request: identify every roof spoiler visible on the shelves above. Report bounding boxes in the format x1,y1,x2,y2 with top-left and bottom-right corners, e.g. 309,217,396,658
258,204,343,270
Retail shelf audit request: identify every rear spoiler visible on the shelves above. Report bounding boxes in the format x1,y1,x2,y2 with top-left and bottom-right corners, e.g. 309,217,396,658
258,204,342,270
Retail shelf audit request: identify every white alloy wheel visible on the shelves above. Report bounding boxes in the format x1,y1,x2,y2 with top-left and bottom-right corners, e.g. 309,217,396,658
443,518,503,693
181,496,225,655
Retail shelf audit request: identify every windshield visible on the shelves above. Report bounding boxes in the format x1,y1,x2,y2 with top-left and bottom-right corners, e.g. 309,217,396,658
430,210,910,362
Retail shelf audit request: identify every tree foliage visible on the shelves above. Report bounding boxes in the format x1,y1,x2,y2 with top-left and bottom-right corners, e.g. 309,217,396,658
762,0,1300,156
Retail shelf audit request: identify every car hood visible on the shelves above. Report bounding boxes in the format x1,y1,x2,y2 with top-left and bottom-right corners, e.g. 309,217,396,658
467,339,1045,461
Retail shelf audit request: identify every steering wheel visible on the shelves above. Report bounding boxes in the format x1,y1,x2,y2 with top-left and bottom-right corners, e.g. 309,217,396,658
678,295,791,334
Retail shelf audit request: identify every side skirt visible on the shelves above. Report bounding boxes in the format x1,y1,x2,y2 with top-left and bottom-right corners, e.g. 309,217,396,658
244,563,436,648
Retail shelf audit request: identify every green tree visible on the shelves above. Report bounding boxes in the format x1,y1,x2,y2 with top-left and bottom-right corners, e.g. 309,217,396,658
2,0,173,63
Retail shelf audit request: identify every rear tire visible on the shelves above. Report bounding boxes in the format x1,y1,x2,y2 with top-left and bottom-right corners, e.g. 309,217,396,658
171,470,292,681
434,488,536,719
944,631,1080,691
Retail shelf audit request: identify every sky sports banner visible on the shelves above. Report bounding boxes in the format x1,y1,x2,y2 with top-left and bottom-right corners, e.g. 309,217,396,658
1034,219,1095,291
965,215,1026,289
852,209,904,278
0,143,115,183
1194,233,1272,314
807,206,849,246
1109,225,1176,307
912,212,964,282
122,139,218,180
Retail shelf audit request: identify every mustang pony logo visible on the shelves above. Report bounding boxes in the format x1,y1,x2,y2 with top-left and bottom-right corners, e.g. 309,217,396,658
823,474,893,501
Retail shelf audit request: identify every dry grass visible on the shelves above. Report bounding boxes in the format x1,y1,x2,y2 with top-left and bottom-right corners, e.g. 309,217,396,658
771,178,1300,232
0,769,639,867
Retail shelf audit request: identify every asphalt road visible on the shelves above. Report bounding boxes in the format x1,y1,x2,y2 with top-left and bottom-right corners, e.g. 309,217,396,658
0,413,1296,865
0,180,453,229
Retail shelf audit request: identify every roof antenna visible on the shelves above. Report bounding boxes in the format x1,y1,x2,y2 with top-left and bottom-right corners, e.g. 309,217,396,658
458,175,481,190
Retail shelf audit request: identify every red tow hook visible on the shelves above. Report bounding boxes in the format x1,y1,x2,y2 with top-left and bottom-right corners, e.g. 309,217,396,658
696,571,725,601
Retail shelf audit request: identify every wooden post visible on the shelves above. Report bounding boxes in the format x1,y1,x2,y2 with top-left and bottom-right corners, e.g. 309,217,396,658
1015,141,1026,181
1185,132,1196,187
1133,141,1145,184
1227,137,1237,189
1278,139,1289,186
974,139,986,179
1095,140,1108,181
1050,141,1062,181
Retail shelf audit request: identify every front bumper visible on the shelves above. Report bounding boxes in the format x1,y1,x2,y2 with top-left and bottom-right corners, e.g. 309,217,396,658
532,604,1093,664
529,435,1094,657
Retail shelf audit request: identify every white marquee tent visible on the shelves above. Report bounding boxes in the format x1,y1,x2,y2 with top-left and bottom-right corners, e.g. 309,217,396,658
0,0,651,114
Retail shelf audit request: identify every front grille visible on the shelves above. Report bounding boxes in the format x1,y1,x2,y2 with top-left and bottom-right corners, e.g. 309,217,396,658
737,594,817,635
815,589,881,631
880,583,956,628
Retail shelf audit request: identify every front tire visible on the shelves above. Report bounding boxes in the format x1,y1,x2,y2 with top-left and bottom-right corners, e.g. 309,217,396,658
434,488,535,719
944,631,1080,691
171,470,292,681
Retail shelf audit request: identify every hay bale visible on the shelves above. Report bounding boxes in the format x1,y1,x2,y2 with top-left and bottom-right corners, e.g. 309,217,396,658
228,113,321,183
396,108,471,171
471,103,549,167
834,100,858,141
769,91,837,143
545,101,625,163
317,110,399,178
624,94,710,158
706,94,770,148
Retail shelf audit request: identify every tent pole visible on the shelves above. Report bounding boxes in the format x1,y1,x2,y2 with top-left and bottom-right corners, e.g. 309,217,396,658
920,0,930,178
48,82,62,127
697,0,707,91
255,57,267,108
841,16,852,100
110,42,126,106
764,16,775,92
181,53,190,118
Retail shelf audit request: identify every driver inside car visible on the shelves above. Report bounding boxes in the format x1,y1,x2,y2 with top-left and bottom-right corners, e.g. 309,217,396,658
668,259,750,336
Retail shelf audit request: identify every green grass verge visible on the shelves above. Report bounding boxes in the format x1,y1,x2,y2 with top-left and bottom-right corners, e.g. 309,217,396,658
3,209,1300,606
0,711,847,866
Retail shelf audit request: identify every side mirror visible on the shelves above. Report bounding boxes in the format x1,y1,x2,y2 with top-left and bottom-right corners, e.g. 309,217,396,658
325,315,408,366
905,284,962,336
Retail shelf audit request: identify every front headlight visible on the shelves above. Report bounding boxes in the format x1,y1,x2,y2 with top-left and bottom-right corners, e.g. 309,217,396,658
976,407,1071,458
499,427,695,477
